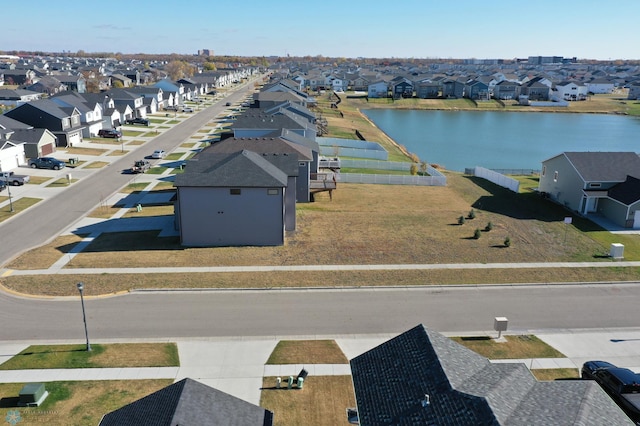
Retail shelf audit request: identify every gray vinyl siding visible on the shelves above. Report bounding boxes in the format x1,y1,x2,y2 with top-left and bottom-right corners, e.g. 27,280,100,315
598,198,630,227
539,155,584,211
178,187,284,246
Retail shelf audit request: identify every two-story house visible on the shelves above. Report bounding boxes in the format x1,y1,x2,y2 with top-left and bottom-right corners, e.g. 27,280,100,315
539,152,640,228
4,99,84,147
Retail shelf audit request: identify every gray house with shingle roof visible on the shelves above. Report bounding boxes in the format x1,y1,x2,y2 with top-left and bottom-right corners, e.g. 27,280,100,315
350,325,633,425
539,152,640,228
174,149,292,247
99,377,273,426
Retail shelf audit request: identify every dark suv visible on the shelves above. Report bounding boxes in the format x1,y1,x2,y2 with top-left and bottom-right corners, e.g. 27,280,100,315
98,129,122,138
582,361,640,422
28,157,66,170
126,117,150,126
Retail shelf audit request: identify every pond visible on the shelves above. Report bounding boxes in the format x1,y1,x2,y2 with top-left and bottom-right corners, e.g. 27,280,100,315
363,109,640,172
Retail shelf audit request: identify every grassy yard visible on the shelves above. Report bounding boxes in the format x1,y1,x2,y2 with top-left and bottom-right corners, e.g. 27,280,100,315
45,178,78,187
0,380,173,426
451,335,565,359
83,161,109,169
267,341,349,364
261,376,355,426
0,343,179,369
65,147,108,156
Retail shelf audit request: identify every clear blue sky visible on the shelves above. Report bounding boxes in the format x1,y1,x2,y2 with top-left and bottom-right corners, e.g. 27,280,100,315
3,0,638,60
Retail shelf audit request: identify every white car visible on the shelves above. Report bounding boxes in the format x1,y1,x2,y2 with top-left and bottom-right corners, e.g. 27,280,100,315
182,106,194,113
151,150,166,159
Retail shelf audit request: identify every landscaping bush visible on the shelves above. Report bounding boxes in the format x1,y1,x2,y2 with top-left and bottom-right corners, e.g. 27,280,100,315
473,228,482,239
504,236,511,247
468,209,476,219
410,164,418,175
458,216,466,225
485,221,493,232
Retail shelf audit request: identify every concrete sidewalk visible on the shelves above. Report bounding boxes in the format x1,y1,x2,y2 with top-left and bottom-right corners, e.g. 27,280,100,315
2,329,640,405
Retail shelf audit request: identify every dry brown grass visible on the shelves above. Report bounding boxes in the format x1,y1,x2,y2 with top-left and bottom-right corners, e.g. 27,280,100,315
261,376,355,426
4,267,640,297
0,379,173,426
531,368,580,381
47,179,607,269
66,147,108,156
267,341,348,364
3,233,86,270
83,161,109,169
451,335,565,359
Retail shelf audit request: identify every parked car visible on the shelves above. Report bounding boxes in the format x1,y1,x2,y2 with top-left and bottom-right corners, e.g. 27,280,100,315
28,157,66,170
225,102,232,106
0,171,30,186
126,117,150,126
165,105,178,111
151,150,166,159
0,180,6,192
98,129,122,138
182,106,194,113
582,361,640,422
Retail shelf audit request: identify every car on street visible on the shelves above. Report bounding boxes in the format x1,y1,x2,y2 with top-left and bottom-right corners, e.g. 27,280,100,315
126,117,150,126
151,150,166,159
28,157,66,170
182,106,194,113
582,360,640,422
98,129,122,138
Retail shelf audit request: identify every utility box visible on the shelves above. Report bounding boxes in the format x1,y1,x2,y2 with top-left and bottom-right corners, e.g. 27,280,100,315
19,383,48,407
610,243,624,259
494,317,509,339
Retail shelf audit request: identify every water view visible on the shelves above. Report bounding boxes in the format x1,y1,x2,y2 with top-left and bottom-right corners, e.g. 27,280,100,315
363,109,640,172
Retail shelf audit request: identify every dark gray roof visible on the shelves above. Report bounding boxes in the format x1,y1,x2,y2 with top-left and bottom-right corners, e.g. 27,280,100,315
608,175,640,205
99,378,273,426
563,152,640,182
9,128,52,143
205,136,312,162
0,115,33,130
174,149,289,188
350,325,633,426
232,113,305,131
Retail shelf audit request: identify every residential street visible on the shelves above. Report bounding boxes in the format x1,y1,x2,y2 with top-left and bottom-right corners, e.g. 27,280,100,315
1,282,639,341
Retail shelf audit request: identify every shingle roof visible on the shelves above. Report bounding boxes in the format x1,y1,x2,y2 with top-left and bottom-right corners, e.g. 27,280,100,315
608,175,640,205
350,325,633,426
563,152,640,182
99,378,273,426
174,149,289,188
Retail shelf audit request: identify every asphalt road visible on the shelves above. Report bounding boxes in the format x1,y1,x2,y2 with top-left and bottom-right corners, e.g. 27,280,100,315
0,82,255,267
2,283,639,341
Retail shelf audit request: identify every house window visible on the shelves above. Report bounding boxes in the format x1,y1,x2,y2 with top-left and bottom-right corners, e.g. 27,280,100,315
230,188,241,195
542,166,546,176
553,171,558,182
589,183,601,188
267,189,279,195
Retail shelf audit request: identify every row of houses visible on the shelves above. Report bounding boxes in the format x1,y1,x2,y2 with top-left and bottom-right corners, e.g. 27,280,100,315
0,72,257,167
173,78,335,247
0,54,259,94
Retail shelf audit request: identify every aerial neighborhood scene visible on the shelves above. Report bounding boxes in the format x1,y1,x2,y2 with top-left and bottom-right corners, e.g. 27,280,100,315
2,0,640,424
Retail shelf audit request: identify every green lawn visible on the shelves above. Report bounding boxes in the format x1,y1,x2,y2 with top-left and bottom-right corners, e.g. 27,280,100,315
0,343,179,369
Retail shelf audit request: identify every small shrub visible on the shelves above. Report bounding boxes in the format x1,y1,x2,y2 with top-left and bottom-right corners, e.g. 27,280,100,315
410,164,418,175
473,228,482,239
467,209,476,219
485,221,493,232
458,216,466,225
504,236,511,247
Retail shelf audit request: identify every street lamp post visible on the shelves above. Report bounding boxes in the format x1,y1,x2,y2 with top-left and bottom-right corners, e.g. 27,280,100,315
76,282,91,351
2,173,13,213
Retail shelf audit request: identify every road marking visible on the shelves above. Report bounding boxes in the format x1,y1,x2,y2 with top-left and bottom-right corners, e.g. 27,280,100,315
1,270,14,277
